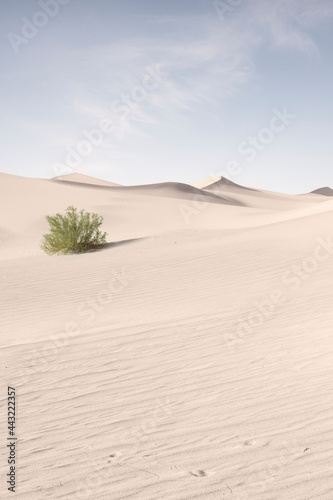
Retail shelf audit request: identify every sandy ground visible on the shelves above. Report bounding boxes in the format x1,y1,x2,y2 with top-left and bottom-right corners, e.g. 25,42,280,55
1,172,333,499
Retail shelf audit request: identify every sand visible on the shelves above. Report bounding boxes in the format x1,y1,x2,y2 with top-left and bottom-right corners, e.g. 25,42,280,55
1,172,333,499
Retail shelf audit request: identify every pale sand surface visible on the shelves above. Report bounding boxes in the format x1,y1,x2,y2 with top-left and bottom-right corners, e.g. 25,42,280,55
1,173,333,499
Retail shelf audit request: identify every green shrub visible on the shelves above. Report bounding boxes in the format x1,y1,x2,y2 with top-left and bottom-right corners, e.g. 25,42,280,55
41,206,107,255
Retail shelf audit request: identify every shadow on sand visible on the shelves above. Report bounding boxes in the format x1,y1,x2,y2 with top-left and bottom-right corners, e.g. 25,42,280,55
85,237,147,253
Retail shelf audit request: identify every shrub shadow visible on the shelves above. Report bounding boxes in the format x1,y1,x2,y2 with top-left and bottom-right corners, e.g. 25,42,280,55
86,237,147,253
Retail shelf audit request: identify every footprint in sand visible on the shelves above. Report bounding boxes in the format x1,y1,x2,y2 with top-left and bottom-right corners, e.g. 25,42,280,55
190,470,207,477
244,439,256,447
108,451,122,463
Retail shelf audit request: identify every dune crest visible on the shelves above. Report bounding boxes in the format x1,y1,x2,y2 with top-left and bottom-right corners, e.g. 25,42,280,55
311,186,333,196
192,175,252,191
52,172,122,187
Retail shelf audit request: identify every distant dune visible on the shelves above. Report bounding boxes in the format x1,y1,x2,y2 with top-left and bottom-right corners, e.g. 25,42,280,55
192,175,329,211
311,186,333,196
1,172,333,499
192,175,251,191
52,172,122,187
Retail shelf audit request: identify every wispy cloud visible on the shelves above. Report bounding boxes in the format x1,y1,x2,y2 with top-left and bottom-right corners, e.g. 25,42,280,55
67,0,333,135
41,0,333,179
2,0,333,184
246,0,333,57
69,26,254,127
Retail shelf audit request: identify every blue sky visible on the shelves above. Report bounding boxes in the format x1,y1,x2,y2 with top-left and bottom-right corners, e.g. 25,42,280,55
1,0,333,193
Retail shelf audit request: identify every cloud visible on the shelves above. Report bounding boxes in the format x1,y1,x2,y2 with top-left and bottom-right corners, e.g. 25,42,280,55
70,22,254,129
41,0,333,181
8,0,332,182
69,0,333,136
246,0,333,57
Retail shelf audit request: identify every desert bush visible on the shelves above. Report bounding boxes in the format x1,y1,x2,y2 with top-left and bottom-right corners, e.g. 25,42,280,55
41,206,107,255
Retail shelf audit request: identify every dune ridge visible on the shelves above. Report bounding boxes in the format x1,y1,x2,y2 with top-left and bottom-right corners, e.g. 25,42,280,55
311,186,333,196
52,172,122,187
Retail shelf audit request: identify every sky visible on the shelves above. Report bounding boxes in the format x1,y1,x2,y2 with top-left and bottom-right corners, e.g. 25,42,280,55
1,0,333,194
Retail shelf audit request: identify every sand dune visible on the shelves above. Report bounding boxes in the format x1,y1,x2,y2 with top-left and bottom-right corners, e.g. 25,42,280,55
311,186,333,196
1,172,333,499
52,173,122,187
193,175,328,211
192,175,256,191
